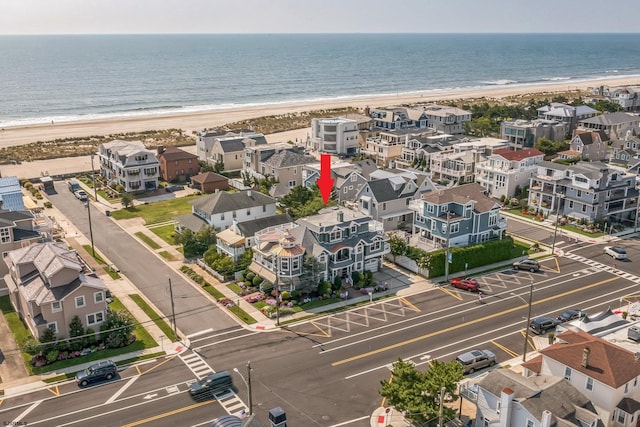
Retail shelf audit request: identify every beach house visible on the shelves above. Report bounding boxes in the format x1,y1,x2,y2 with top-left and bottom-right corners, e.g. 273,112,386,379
475,148,545,199
97,140,159,192
309,117,360,156
4,242,109,340
156,145,198,182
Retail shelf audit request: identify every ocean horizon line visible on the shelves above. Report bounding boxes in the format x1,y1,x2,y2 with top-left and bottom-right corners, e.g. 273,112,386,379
2,73,639,130
2,32,640,37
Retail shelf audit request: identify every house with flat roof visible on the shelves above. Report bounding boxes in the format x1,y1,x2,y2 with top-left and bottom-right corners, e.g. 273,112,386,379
528,161,638,223
421,104,472,135
501,119,570,149
309,117,360,155
0,177,26,211
537,103,598,132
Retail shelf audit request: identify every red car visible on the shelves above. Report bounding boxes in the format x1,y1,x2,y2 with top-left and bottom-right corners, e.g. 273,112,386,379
450,278,479,292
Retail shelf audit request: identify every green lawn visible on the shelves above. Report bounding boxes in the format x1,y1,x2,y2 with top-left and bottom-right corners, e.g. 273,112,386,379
128,294,178,342
151,224,178,245
159,250,177,261
82,244,121,279
110,195,199,225
135,231,161,249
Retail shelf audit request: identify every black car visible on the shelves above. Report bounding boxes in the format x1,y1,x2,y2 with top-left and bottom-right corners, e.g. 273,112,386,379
75,360,118,387
513,259,540,272
165,184,185,192
557,309,586,322
529,316,561,335
189,371,233,398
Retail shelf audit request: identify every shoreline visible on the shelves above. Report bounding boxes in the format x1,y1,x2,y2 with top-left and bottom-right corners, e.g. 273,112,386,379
1,76,639,150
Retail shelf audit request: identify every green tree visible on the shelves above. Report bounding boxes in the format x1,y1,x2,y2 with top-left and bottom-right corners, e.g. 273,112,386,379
121,192,134,209
388,234,408,262
39,327,57,353
195,225,217,248
589,99,623,113
379,358,463,425
534,137,568,157
213,161,225,174
68,315,85,350
100,310,134,348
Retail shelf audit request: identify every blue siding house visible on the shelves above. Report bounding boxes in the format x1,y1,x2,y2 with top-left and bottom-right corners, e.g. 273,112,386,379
410,183,507,248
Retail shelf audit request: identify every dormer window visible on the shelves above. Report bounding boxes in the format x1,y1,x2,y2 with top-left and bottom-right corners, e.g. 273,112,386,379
0,228,10,244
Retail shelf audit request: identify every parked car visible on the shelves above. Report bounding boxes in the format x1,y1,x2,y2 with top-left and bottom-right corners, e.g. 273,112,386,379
74,190,88,201
557,309,586,322
189,371,233,398
455,349,496,374
450,277,479,292
513,259,540,272
76,360,117,387
165,184,185,193
604,246,627,260
529,316,561,335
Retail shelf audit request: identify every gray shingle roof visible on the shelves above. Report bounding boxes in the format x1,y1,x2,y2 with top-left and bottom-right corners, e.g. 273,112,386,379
421,183,498,213
479,369,599,426
236,214,293,237
190,190,276,215
262,151,316,168
580,112,640,126
367,179,410,202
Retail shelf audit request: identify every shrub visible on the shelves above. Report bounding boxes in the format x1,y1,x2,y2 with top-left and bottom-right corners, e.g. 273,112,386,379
44,201,52,208
46,349,59,363
245,272,255,281
22,337,40,356
351,271,361,285
280,290,291,301
317,280,331,296
333,275,343,291
252,275,262,287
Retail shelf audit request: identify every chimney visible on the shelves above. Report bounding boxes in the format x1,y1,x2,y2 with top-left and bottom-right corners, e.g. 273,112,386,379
157,145,165,155
581,347,590,368
337,211,344,222
247,190,252,198
541,410,552,427
499,387,514,427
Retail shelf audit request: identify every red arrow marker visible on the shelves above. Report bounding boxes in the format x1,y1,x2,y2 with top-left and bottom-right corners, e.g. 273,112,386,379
317,154,334,205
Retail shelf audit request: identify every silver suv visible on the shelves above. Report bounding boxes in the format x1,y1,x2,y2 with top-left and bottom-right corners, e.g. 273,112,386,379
455,349,496,374
75,360,118,387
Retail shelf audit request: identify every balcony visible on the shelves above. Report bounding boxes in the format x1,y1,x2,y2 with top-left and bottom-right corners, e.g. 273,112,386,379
409,199,424,213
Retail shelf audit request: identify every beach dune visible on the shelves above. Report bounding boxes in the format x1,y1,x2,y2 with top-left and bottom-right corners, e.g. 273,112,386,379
1,76,639,151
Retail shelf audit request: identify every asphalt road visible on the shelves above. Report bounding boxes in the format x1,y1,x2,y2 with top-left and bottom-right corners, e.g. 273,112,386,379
45,181,239,337
7,198,640,426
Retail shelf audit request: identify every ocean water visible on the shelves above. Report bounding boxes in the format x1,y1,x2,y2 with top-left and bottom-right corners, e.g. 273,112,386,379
1,33,640,127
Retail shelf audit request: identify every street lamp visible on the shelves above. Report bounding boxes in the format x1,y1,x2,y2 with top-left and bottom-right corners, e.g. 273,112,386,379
551,193,565,255
511,280,534,362
233,361,253,415
90,153,98,202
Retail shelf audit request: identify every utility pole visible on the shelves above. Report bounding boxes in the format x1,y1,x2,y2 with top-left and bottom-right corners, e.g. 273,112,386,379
85,200,95,258
247,361,253,415
551,193,564,255
90,153,98,202
438,386,446,427
275,255,280,327
522,280,534,362
444,210,451,282
168,278,177,340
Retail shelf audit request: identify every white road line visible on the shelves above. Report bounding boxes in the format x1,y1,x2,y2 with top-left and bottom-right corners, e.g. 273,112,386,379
186,328,214,338
12,401,41,423
105,376,139,404
328,416,370,426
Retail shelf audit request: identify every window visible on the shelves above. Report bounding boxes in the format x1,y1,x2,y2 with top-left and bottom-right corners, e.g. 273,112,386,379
427,203,434,213
564,367,572,381
247,209,251,215
577,189,582,197
618,411,626,424
94,292,104,304
583,377,594,391
221,213,225,221
351,174,357,182
51,301,62,313
625,382,629,393
263,205,266,212
330,230,341,241
75,296,86,308
292,259,299,270
0,228,10,244
47,322,58,333
382,203,386,211
488,211,497,226
293,167,297,175
288,180,296,188
344,187,348,193
281,259,289,271
87,312,104,326
526,421,534,427
371,240,382,251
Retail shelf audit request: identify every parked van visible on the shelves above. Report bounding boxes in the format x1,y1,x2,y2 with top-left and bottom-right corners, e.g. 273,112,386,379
188,371,233,398
68,179,81,193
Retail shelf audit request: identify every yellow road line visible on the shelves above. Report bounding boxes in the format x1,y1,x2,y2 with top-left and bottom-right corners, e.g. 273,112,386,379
491,340,518,358
122,400,213,427
139,355,177,376
520,330,536,352
380,375,392,407
332,277,617,366
437,286,463,301
135,365,141,375
0,399,3,406
399,297,420,312
47,385,60,396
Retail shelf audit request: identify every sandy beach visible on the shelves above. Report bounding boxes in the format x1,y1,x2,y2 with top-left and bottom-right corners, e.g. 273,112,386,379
1,76,639,151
